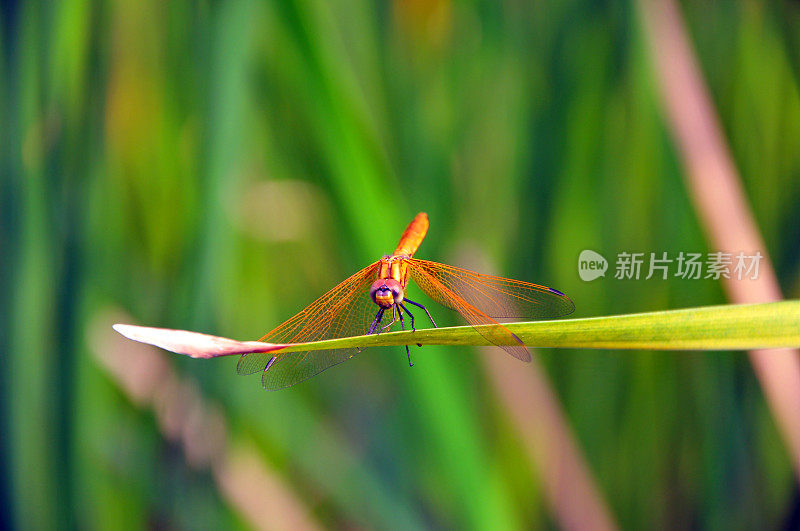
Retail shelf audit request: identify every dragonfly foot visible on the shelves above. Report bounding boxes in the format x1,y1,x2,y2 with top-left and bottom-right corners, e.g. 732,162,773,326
406,345,414,367
398,302,416,332
404,298,436,328
368,308,386,335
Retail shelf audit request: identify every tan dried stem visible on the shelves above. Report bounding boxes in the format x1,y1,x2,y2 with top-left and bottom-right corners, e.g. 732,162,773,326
639,0,800,483
484,353,618,531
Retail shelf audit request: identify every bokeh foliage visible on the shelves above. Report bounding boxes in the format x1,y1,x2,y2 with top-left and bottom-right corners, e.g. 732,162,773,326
2,0,800,528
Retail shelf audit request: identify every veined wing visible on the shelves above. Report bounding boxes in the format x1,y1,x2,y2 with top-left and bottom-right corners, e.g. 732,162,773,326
405,258,574,318
237,261,381,390
405,258,575,362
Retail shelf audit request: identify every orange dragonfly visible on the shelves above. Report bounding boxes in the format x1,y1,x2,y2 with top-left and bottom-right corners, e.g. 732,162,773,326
238,213,574,389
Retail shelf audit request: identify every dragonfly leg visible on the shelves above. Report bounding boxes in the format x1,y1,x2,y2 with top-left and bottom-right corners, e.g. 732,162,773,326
368,308,385,335
397,305,413,367
361,308,386,353
403,297,437,328
381,306,399,332
398,302,415,331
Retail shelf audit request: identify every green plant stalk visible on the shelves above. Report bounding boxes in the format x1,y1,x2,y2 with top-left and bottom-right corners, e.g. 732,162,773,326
269,301,800,354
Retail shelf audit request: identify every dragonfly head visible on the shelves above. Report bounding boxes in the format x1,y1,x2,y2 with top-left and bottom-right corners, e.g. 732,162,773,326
370,279,404,308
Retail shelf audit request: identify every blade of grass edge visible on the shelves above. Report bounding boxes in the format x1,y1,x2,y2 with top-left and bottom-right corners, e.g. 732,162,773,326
266,300,800,353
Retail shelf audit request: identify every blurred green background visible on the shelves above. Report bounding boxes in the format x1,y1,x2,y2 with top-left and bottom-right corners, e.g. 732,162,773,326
3,0,800,528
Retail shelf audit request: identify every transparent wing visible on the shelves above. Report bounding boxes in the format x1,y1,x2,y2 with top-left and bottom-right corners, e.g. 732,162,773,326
405,258,575,362
237,262,382,390
405,258,574,318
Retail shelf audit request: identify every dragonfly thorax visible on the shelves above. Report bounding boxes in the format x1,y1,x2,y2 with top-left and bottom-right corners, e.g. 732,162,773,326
370,278,404,309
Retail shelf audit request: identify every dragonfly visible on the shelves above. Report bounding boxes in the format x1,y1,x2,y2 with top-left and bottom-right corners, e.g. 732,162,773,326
238,213,574,389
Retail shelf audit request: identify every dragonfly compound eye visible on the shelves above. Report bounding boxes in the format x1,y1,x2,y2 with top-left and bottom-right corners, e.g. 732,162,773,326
370,279,404,308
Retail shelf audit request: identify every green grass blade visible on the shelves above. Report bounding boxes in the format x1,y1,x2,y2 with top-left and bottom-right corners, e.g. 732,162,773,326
272,301,800,353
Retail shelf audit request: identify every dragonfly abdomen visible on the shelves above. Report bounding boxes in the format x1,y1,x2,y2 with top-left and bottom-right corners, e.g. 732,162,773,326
392,212,429,258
